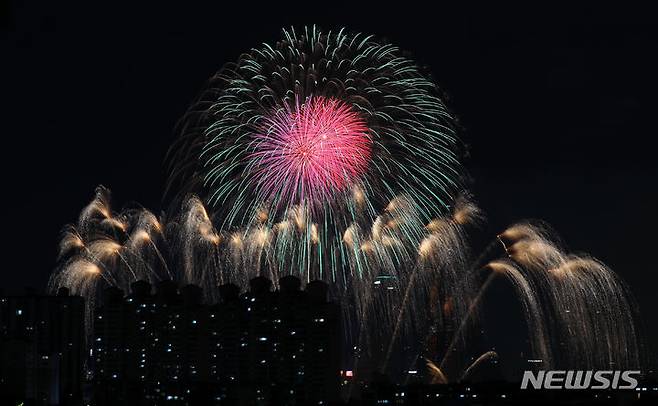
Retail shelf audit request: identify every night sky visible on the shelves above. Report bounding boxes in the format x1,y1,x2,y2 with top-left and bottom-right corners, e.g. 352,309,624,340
3,3,657,367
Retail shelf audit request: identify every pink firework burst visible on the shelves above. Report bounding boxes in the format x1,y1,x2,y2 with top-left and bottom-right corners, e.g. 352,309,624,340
250,96,372,206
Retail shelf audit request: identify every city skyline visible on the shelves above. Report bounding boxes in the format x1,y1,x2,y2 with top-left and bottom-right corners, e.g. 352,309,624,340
3,274,656,405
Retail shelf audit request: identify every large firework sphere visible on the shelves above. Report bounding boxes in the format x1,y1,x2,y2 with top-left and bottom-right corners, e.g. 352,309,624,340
167,26,464,283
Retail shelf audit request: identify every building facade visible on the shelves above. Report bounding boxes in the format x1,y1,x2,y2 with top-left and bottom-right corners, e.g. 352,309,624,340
91,276,341,405
0,288,85,406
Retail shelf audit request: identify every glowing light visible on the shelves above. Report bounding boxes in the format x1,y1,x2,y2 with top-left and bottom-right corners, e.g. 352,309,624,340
135,230,150,242
230,233,243,247
418,236,437,258
85,263,101,275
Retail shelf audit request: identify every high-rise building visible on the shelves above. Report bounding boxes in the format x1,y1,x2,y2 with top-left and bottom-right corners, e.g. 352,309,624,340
91,276,341,405
0,288,85,406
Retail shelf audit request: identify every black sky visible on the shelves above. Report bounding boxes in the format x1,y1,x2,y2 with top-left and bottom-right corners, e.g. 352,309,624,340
2,3,657,366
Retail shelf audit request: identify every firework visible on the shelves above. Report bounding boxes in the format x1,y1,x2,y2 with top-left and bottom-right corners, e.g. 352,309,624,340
486,223,642,370
161,27,477,379
49,26,644,382
50,185,479,379
166,26,463,283
249,96,372,207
